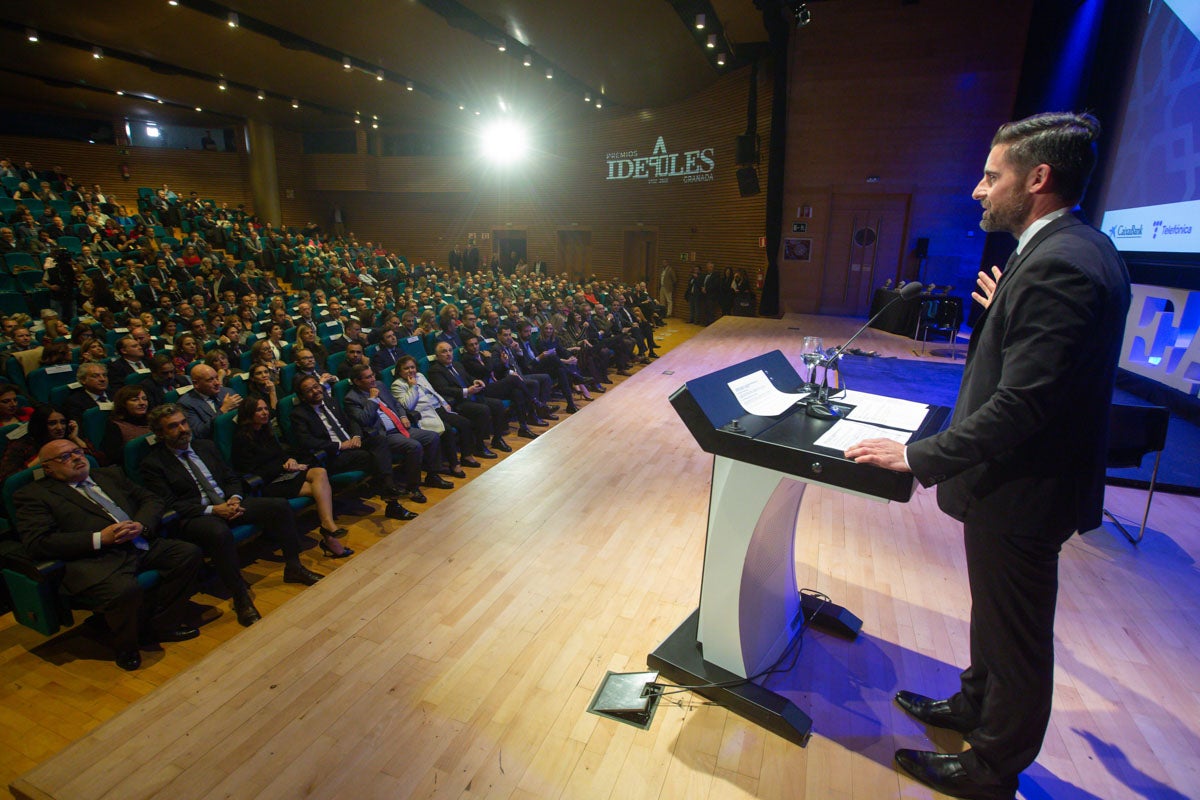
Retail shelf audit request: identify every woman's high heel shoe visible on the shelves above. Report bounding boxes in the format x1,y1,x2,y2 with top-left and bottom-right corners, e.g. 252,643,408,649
318,538,354,559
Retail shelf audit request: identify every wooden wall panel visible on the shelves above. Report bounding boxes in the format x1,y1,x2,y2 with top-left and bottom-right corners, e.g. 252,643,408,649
778,0,1034,313
0,133,253,213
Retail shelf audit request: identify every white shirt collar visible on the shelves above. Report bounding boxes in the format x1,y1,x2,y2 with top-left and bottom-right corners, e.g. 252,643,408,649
1015,206,1072,255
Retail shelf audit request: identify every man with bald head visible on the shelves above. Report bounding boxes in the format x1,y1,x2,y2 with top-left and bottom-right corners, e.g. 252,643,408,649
178,363,241,440
13,439,203,670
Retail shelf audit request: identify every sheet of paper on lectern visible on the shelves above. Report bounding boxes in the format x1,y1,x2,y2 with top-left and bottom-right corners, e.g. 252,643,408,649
814,419,913,451
728,369,808,416
839,389,929,431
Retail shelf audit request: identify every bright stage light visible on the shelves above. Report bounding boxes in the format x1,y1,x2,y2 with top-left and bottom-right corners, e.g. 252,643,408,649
479,119,530,164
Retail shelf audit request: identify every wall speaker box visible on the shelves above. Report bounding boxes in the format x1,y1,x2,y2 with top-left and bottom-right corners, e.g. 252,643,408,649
914,236,930,259
737,166,760,197
736,134,759,165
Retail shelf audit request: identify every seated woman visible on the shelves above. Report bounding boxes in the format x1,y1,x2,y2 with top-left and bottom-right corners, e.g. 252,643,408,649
173,333,200,376
100,384,151,465
38,341,73,367
391,354,472,479
295,325,329,371
0,404,104,485
203,348,233,386
79,339,108,364
0,383,33,429
231,396,352,557
244,363,280,412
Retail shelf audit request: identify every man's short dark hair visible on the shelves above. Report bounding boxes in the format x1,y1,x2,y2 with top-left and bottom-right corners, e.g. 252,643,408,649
148,403,183,434
349,363,373,382
992,112,1101,205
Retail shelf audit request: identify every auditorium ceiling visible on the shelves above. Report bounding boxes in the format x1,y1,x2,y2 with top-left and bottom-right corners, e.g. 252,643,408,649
0,0,769,136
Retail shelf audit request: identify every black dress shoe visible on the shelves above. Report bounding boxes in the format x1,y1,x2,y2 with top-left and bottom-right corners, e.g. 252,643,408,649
527,417,549,427
424,474,454,489
461,457,482,468
405,488,428,503
895,691,977,734
541,404,561,414
476,448,498,459
385,501,418,521
592,384,606,393
517,427,538,439
894,750,1017,800
491,439,512,453
283,565,324,586
540,412,559,421
377,485,402,501
234,597,262,627
155,623,200,643
448,468,467,479
115,649,142,671
564,405,578,414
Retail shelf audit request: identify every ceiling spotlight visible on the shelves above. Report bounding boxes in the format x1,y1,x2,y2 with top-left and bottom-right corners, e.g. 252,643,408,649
372,114,378,120
218,79,227,91
256,89,265,100
458,104,466,111
793,3,812,27
523,54,532,67
706,34,717,49
584,93,591,103
371,121,379,129
695,13,705,30
156,99,164,104
26,28,38,42
168,0,178,5
405,80,413,91
595,101,603,109
116,90,124,95
354,116,361,124
474,110,480,116
497,43,506,52
227,11,238,27
92,47,103,59
291,98,299,109
376,69,384,81
195,106,202,112
717,52,726,66
343,56,352,70
545,68,553,79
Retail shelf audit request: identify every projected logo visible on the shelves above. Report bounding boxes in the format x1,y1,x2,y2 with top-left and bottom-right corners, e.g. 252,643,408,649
1122,285,1200,397
1153,220,1195,239
1108,224,1145,240
605,136,715,185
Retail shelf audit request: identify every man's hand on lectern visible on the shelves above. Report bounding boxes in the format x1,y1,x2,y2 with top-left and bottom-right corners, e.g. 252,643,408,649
845,438,911,473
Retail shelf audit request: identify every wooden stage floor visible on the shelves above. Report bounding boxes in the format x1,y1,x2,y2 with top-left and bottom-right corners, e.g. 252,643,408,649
9,314,1200,799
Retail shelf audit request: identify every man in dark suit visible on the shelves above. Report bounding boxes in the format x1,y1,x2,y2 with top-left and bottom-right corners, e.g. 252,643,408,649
495,326,563,415
141,404,324,627
14,440,203,670
107,336,149,386
289,374,417,521
62,362,112,421
140,355,191,409
342,363,452,502
178,364,242,440
460,334,542,433
427,341,509,458
847,112,1130,800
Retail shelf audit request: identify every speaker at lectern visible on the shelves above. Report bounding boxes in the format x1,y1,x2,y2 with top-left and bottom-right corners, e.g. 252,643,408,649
647,349,949,744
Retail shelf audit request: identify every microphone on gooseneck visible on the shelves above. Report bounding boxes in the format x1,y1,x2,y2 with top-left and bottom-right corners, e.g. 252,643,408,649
805,281,924,420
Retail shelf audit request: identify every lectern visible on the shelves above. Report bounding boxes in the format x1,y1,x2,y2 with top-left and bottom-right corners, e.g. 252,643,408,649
648,350,949,744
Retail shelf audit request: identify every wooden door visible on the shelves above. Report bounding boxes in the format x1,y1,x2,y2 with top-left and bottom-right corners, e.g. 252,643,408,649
557,230,591,281
819,194,910,316
623,230,657,286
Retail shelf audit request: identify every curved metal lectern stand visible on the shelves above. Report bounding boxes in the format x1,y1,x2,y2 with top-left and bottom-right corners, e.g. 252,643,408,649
649,350,948,745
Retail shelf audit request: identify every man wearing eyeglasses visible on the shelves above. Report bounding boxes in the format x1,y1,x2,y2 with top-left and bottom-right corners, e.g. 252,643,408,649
13,440,204,671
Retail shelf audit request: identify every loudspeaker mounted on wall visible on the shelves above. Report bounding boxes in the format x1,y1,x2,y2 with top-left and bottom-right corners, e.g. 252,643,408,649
737,166,760,197
914,236,930,259
736,134,760,165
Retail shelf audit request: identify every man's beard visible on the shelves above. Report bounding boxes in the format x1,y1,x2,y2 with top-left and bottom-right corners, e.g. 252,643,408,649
979,190,1033,234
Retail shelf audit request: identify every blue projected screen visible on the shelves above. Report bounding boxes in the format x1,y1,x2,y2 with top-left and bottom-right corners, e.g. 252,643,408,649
1097,0,1200,257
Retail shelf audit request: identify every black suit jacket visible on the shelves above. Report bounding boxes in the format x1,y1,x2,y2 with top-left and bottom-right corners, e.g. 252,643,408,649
62,387,105,421
140,438,246,520
427,360,475,408
907,213,1130,535
290,401,354,459
13,466,165,595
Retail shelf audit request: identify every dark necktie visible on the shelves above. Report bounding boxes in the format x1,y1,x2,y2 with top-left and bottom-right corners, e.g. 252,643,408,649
318,404,349,441
178,449,225,505
77,480,149,550
448,364,465,387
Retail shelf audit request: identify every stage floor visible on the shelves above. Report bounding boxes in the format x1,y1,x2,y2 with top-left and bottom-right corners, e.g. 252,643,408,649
11,314,1200,800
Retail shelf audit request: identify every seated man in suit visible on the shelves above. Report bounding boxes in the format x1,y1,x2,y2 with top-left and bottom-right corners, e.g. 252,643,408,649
427,341,510,458
62,362,112,421
140,354,191,409
370,328,403,374
289,374,417,521
178,364,242,440
336,341,369,380
494,326,564,416
108,336,150,386
327,318,366,354
515,321,580,413
141,404,324,626
459,334,542,436
343,363,452,503
13,439,203,670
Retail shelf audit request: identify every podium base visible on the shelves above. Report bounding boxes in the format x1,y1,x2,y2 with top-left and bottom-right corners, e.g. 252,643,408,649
647,609,813,746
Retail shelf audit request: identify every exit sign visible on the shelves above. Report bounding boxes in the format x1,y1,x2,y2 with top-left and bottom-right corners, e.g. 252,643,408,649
791,222,808,233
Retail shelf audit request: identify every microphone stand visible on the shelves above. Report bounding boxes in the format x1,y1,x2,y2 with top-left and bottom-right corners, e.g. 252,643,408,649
804,282,924,419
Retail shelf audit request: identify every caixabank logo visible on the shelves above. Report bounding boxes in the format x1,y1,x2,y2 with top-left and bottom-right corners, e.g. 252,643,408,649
1108,224,1145,240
